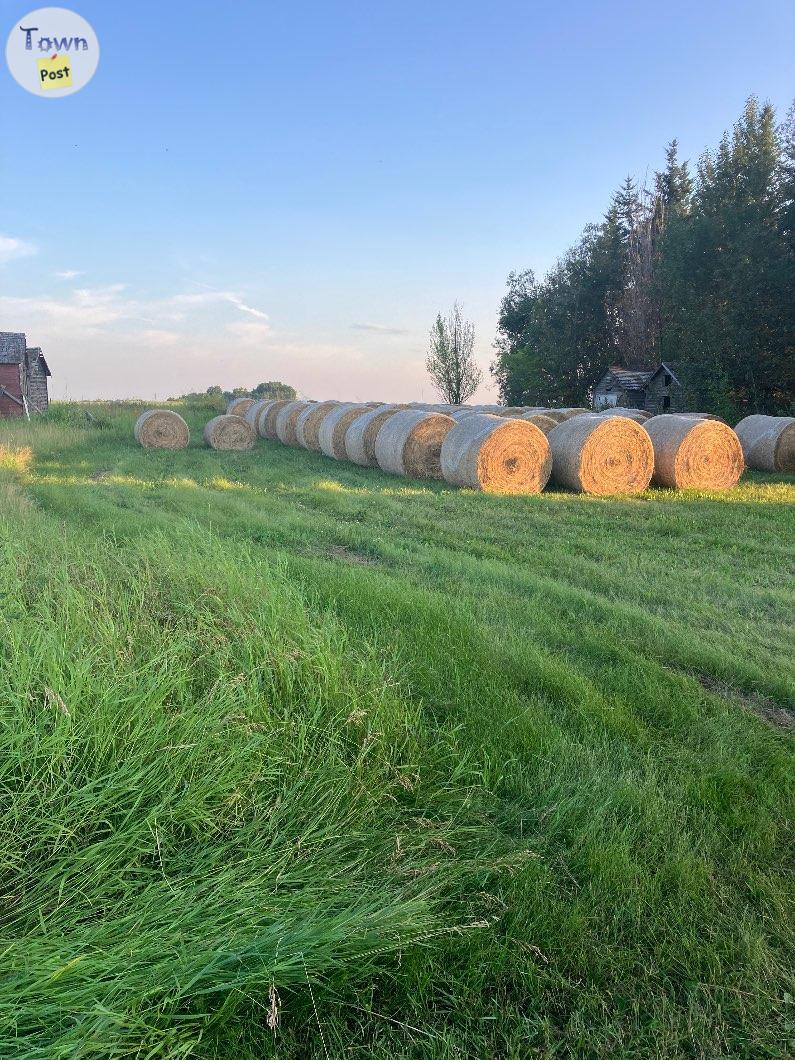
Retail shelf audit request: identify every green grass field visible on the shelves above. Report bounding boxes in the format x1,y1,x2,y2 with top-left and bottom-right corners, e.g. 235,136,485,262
1,400,793,1059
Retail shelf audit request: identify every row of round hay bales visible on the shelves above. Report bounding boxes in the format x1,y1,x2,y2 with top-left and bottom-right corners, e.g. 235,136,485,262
734,414,795,472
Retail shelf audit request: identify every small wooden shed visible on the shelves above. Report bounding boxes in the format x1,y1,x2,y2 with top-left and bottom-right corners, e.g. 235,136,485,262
0,332,51,416
592,363,681,415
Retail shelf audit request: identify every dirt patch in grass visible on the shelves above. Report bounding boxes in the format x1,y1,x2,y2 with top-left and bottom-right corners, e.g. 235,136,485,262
696,672,794,732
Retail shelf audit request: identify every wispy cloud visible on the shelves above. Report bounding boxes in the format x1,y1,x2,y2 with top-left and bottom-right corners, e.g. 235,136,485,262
55,269,83,279
169,290,268,320
0,234,37,264
351,322,408,336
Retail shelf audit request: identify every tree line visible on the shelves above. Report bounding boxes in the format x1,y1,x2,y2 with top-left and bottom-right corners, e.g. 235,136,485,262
491,97,795,419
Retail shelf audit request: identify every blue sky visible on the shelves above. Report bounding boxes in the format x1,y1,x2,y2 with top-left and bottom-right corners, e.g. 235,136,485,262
1,0,793,400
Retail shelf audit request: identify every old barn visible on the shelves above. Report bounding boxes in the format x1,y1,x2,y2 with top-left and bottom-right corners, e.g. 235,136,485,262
592,363,681,415
0,332,51,417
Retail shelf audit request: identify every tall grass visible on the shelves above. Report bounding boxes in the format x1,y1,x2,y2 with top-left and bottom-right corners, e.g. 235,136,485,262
0,403,793,1057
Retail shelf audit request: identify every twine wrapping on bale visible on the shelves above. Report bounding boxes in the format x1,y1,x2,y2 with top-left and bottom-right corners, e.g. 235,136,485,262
734,414,795,472
203,415,256,450
375,410,455,479
345,405,409,466
261,399,293,439
548,414,654,495
441,413,552,493
320,403,376,460
519,412,558,435
275,401,313,446
134,409,190,450
645,415,743,489
599,408,651,423
296,400,340,450
227,397,256,417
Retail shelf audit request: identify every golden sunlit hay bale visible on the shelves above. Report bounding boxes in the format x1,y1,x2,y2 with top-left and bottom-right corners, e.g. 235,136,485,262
275,400,313,446
645,415,743,489
734,414,795,472
375,410,455,479
227,397,256,417
519,412,558,435
599,407,651,423
261,399,292,439
203,415,256,450
345,404,409,466
548,414,654,495
441,413,552,493
324,404,377,460
244,399,272,433
134,409,190,450
296,400,340,450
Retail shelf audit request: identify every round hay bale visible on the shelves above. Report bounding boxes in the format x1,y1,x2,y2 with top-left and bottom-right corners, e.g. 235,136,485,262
203,414,256,450
441,413,551,493
134,409,190,450
296,400,340,450
491,406,533,418
244,399,272,432
345,404,409,466
535,409,568,424
448,409,479,421
261,399,293,440
319,403,375,460
679,412,725,422
275,400,313,446
555,408,591,421
375,410,455,479
548,414,654,495
519,412,558,435
645,415,743,489
734,414,795,472
227,397,255,417
599,407,651,423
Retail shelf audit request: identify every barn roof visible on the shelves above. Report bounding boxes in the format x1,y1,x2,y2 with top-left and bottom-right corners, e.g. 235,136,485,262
0,332,26,364
597,366,655,390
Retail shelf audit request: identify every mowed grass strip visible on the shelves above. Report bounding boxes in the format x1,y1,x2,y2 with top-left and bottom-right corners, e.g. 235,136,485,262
0,401,793,1059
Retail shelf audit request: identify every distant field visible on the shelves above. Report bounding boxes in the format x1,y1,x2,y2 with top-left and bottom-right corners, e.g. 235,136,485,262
1,400,793,1059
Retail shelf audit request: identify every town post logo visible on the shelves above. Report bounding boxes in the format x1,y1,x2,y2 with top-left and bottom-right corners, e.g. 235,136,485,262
6,7,99,97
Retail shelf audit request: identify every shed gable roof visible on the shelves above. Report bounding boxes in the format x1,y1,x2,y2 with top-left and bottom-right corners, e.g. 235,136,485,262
648,362,681,386
26,346,51,376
